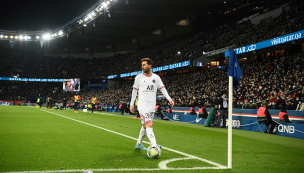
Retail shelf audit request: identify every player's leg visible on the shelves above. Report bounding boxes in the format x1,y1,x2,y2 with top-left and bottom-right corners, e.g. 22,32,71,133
92,104,95,114
75,102,78,113
145,121,157,147
143,112,160,148
135,125,147,150
135,112,148,150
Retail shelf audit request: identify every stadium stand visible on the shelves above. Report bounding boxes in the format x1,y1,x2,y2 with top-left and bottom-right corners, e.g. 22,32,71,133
1,1,303,78
0,0,304,110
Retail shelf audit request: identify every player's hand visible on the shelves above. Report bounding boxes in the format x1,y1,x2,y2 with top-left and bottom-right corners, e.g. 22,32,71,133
169,99,175,107
130,106,134,113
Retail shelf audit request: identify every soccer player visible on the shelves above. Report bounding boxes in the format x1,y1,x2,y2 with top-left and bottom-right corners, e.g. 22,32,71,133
46,97,50,109
73,93,81,113
63,98,67,110
36,97,41,109
91,95,98,114
130,58,174,150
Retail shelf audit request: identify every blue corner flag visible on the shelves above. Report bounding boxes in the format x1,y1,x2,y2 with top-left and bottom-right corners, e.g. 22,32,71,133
228,50,243,89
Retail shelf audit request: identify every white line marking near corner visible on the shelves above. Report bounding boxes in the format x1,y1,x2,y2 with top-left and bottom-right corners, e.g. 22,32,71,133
3,166,227,173
28,107,228,171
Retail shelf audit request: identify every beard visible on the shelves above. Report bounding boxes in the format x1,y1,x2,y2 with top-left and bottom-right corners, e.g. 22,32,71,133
143,67,150,73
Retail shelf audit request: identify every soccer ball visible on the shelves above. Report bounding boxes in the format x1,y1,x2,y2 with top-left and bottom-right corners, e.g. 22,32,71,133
147,145,161,159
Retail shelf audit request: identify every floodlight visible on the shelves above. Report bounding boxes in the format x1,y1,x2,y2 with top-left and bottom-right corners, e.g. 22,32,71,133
20,36,23,40
43,34,51,40
36,36,40,39
107,1,110,4
0,35,3,38
27,36,31,39
15,36,18,39
5,35,8,38
10,35,13,38
83,24,87,27
58,31,63,36
102,3,107,8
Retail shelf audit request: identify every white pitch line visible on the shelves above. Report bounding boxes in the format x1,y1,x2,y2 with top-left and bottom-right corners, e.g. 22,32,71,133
27,107,227,171
3,166,227,173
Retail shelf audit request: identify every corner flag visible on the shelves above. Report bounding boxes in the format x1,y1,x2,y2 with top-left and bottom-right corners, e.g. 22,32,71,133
228,50,243,89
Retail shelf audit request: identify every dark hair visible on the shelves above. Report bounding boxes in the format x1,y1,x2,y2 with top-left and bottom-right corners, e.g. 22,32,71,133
141,58,153,65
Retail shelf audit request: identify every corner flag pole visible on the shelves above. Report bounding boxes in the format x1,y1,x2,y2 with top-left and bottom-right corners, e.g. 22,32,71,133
227,49,242,169
228,76,233,169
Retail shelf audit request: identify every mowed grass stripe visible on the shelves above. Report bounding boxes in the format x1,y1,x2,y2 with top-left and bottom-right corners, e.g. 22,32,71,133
1,106,304,173
0,107,183,172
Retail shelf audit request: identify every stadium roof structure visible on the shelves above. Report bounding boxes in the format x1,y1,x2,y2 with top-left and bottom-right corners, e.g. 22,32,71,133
0,0,276,54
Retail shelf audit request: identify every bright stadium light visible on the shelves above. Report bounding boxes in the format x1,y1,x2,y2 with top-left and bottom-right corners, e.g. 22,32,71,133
0,35,3,38
36,36,40,39
27,36,31,39
83,24,87,27
5,35,8,38
43,34,51,40
19,36,24,40
58,31,63,36
102,2,107,8
10,35,13,39
54,33,57,37
91,12,96,16
84,17,88,21
107,1,110,5
15,36,18,39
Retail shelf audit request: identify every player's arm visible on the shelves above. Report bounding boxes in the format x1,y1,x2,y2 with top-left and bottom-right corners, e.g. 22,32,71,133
130,89,138,113
158,77,174,107
130,76,139,113
91,98,93,104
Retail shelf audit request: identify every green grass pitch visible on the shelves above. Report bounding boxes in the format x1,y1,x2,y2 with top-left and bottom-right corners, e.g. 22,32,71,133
0,106,304,173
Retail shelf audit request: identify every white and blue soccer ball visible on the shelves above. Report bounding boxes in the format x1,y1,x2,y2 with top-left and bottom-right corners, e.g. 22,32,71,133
147,145,161,159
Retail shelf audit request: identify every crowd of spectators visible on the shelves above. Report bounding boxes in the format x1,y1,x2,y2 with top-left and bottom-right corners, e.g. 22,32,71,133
0,1,303,79
1,51,303,111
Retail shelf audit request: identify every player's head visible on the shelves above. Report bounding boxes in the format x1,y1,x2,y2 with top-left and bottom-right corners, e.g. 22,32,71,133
141,58,153,73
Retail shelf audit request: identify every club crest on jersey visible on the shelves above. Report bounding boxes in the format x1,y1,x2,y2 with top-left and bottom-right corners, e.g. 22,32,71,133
152,79,156,83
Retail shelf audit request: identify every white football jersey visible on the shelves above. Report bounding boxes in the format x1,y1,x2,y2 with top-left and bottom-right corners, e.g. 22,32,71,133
132,73,165,112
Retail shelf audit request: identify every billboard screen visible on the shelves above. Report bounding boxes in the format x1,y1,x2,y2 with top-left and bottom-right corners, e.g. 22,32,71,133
63,78,80,92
